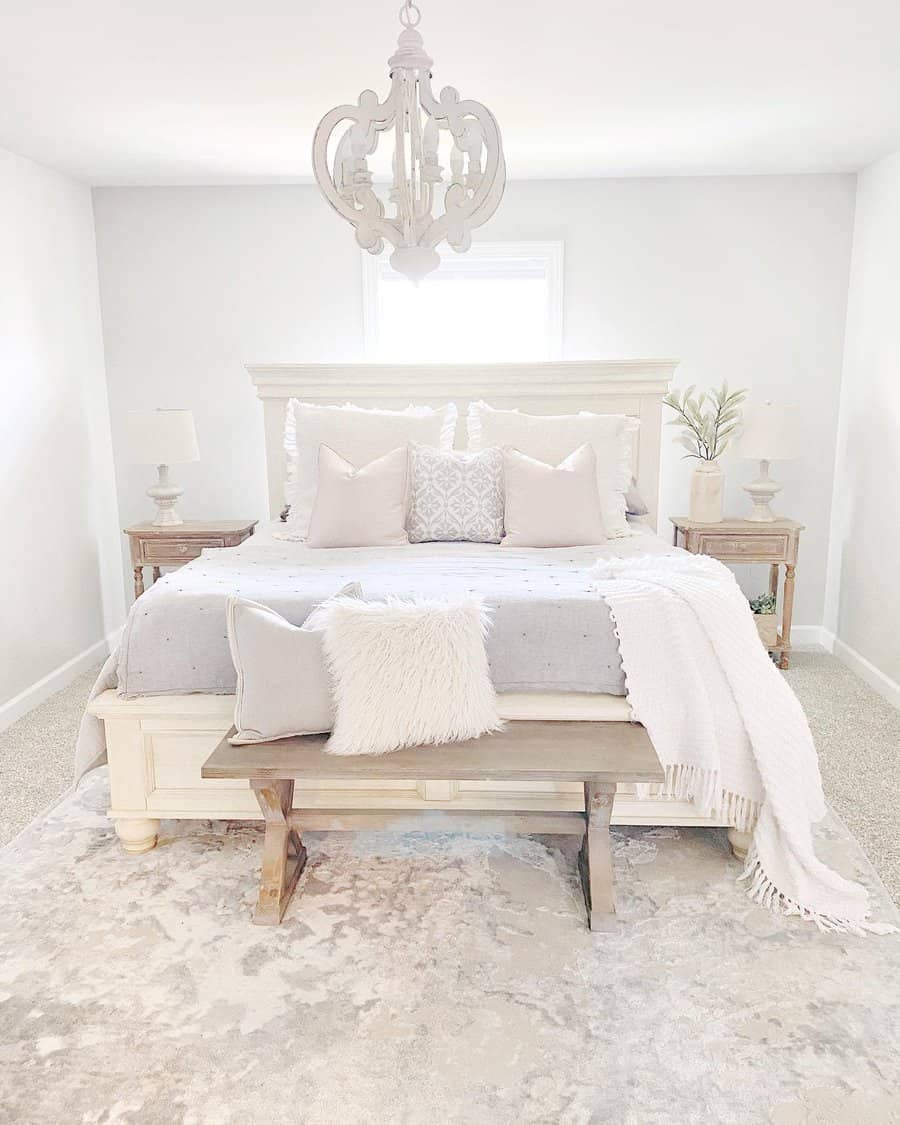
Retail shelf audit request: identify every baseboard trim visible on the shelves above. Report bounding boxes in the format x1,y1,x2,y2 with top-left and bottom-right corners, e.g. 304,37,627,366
832,638,900,711
789,626,831,650
818,628,836,654
0,627,121,733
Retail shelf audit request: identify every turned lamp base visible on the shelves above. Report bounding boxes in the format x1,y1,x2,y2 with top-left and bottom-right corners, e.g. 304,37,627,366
742,458,782,522
147,464,185,526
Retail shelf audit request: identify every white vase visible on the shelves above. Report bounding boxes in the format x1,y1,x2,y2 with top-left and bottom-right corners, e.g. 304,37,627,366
689,461,724,523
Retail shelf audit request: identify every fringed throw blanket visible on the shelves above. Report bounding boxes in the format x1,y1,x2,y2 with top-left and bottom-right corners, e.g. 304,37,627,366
590,553,892,935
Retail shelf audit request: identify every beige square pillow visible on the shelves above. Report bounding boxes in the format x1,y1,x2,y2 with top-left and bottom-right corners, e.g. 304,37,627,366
226,584,362,744
502,443,607,548
306,445,409,548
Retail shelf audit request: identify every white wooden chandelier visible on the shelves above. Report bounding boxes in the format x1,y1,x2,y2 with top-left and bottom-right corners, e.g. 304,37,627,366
312,0,506,282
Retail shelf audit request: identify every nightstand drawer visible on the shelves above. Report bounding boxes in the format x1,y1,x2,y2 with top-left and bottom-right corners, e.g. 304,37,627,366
141,538,225,563
694,533,789,562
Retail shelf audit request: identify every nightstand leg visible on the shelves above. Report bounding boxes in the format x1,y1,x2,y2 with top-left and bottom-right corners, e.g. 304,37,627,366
133,567,145,599
780,564,796,669
768,564,779,599
152,566,161,583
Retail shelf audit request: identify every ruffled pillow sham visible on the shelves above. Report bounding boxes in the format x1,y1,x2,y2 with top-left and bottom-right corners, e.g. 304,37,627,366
466,401,638,538
280,400,456,540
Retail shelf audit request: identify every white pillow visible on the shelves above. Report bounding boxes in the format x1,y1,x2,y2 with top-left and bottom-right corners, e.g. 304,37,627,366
306,444,409,548
282,401,457,539
467,402,638,538
407,442,504,544
625,476,649,517
319,597,502,756
502,443,606,548
226,584,362,744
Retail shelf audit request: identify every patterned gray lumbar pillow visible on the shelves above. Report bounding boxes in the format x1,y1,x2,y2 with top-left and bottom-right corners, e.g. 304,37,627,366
407,442,504,543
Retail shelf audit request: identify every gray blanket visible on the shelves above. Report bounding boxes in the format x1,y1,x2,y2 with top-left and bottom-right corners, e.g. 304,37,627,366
117,530,675,697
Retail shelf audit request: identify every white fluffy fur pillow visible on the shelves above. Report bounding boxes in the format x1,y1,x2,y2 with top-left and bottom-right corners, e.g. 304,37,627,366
318,597,502,756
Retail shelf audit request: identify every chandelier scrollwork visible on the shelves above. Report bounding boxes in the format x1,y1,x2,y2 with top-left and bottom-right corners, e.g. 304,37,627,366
312,0,506,281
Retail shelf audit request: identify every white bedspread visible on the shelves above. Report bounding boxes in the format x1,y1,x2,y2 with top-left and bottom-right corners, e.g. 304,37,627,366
114,521,675,698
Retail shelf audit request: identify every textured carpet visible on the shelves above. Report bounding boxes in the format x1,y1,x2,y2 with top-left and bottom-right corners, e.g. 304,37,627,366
784,652,900,906
0,767,898,1125
0,665,100,849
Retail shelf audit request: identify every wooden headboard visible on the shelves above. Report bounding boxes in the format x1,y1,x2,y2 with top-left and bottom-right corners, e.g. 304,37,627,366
247,360,678,530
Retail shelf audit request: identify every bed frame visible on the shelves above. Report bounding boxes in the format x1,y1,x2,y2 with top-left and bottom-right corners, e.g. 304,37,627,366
89,360,747,859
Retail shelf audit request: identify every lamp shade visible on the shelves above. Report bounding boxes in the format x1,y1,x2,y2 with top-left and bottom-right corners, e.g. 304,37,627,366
734,400,796,462
126,409,199,465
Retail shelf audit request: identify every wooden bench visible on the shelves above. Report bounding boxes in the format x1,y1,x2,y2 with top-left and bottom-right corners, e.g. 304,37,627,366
202,721,664,931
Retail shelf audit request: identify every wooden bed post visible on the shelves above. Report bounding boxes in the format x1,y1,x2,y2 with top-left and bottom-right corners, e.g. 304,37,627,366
104,715,160,854
115,818,161,855
727,828,752,862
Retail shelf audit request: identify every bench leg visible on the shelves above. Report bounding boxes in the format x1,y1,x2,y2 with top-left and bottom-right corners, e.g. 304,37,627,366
579,781,616,932
251,779,307,925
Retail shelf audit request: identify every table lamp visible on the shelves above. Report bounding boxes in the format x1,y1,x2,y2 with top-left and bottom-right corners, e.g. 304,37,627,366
126,409,200,526
734,400,795,522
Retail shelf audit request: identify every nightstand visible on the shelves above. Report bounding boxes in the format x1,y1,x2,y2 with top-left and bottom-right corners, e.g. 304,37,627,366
670,517,804,669
125,520,258,599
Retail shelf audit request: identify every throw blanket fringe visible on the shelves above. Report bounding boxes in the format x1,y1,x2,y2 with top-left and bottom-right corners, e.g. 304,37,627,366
643,764,762,834
591,553,894,936
739,849,896,937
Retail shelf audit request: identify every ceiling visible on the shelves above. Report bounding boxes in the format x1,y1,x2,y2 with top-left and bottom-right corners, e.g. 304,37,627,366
2,0,899,184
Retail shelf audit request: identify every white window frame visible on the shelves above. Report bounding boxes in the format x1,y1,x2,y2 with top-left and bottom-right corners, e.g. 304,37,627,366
361,240,565,362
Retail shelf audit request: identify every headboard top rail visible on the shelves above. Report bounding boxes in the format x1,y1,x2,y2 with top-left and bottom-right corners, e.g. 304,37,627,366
248,359,677,399
247,360,678,529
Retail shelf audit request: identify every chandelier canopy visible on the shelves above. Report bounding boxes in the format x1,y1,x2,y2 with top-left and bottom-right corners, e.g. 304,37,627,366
312,0,506,282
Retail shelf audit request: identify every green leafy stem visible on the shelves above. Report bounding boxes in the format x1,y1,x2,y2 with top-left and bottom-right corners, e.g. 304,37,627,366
662,382,748,461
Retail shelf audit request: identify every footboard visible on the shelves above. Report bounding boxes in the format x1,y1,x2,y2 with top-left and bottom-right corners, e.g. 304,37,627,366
87,691,742,855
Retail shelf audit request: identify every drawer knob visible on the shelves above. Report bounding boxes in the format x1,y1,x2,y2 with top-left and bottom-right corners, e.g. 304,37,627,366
177,544,188,554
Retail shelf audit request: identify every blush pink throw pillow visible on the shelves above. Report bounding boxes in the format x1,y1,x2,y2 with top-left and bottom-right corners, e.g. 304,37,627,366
502,443,607,548
306,445,409,548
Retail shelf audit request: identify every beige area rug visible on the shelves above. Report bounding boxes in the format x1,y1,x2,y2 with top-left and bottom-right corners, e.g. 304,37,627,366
1,768,899,1125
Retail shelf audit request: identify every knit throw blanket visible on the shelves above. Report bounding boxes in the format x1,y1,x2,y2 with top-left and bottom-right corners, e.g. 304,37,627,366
590,553,892,935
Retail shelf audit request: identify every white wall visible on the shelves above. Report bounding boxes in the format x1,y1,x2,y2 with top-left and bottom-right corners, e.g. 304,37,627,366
0,147,124,723
93,176,856,625
825,150,900,692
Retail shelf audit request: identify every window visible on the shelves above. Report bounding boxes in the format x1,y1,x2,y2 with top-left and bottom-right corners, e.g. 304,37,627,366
362,242,563,363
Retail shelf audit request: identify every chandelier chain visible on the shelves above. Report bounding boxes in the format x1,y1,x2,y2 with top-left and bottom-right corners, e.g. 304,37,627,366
398,0,421,29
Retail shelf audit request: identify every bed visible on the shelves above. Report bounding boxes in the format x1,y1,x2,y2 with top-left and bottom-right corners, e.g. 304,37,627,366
87,359,746,858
